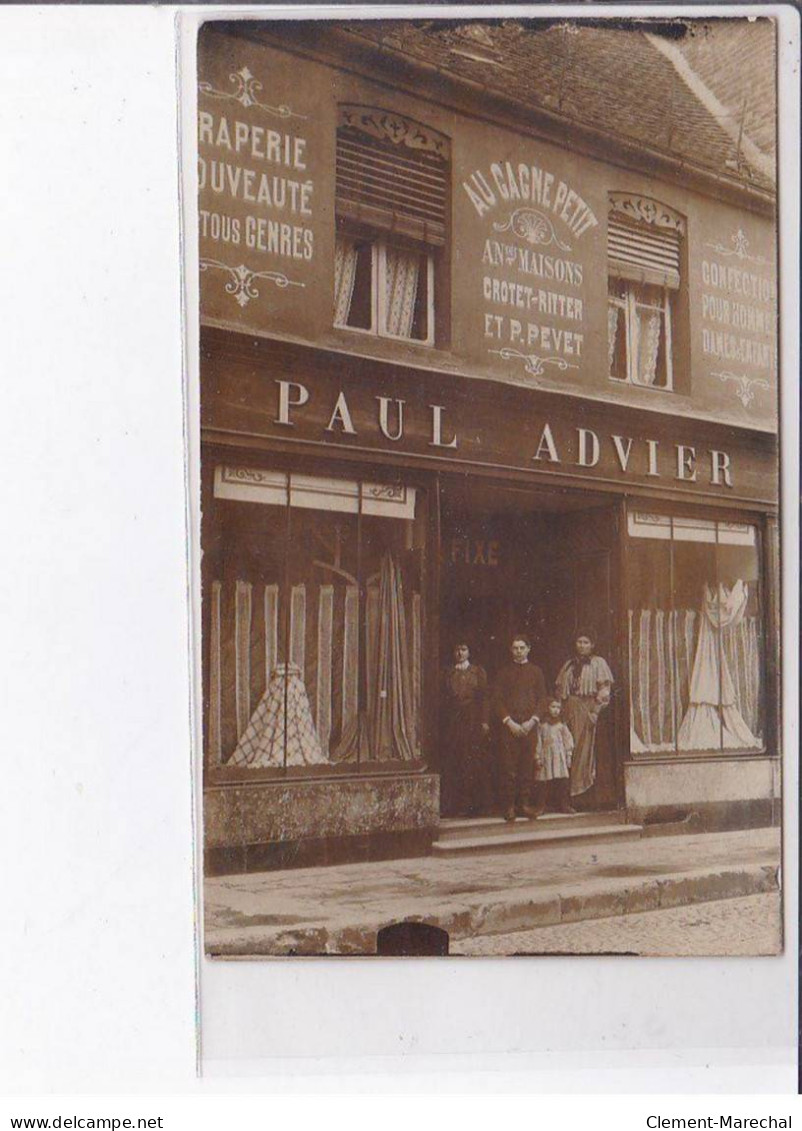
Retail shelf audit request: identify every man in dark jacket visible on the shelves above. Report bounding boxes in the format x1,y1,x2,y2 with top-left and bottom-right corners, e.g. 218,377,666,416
492,634,548,823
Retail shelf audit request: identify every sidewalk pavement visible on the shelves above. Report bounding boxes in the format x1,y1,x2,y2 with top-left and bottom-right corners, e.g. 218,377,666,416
204,827,780,957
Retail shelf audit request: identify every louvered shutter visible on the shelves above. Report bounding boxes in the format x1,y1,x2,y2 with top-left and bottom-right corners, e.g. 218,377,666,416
608,216,681,290
336,114,449,247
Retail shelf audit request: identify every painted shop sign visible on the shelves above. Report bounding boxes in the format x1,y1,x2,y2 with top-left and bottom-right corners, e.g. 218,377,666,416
197,35,322,326
698,224,776,409
462,158,598,378
445,537,502,568
272,379,737,490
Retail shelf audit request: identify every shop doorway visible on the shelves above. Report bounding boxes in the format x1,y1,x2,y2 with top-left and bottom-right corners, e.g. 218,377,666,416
438,477,621,816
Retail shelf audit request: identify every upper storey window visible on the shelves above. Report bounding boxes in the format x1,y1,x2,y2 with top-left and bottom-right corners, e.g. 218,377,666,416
334,106,450,346
607,194,686,390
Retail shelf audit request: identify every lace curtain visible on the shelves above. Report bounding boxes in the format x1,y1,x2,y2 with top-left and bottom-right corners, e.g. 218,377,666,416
334,235,358,327
607,303,620,374
629,587,761,754
632,302,662,386
384,246,420,338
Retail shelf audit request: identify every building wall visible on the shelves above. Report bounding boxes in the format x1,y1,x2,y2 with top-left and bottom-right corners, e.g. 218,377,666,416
197,24,778,434
197,22,781,868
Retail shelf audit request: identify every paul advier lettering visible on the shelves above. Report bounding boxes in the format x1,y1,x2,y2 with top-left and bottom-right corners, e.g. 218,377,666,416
273,380,734,488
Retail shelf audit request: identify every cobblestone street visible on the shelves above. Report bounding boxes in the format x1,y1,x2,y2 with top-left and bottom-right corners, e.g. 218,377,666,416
452,892,781,956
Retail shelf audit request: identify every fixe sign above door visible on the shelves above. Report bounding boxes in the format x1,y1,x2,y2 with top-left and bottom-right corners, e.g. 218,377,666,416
272,379,737,490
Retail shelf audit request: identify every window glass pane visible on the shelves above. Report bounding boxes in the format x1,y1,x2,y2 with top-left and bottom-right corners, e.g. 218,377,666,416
672,515,716,543
717,535,763,748
607,280,627,381
343,240,374,330
626,514,764,756
209,480,426,772
286,508,360,766
382,243,423,339
212,499,292,767
628,539,675,753
672,539,720,751
631,283,667,387
409,253,431,341
356,509,425,761
628,512,671,539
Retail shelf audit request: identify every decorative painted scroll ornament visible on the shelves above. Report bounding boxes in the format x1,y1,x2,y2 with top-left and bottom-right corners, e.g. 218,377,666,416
198,66,307,120
489,347,579,379
711,370,771,408
200,259,305,308
704,227,770,266
608,193,686,234
492,208,571,251
338,105,450,160
364,484,406,502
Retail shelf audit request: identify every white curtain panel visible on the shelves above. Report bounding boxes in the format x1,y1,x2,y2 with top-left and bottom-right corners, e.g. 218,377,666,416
333,235,358,327
384,245,420,337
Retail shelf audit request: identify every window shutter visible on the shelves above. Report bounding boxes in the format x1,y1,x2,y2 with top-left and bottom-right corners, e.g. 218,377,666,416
336,106,449,246
607,195,685,290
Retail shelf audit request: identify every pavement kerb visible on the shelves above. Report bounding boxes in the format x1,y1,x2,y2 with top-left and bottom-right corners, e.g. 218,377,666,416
206,860,779,957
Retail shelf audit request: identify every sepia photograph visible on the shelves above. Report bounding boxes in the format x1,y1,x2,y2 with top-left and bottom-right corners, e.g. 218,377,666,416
195,12,782,959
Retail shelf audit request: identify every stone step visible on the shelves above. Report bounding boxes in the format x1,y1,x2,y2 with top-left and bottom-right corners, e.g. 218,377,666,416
431,821,643,857
438,811,623,842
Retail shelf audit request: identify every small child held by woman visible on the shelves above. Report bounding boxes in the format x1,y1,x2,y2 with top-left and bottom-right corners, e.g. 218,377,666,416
535,698,576,814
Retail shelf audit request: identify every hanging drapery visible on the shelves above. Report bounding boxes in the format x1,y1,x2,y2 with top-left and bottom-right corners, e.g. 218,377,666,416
383,246,419,338
677,581,761,750
333,235,358,327
629,598,761,754
629,609,696,754
633,304,662,386
607,303,619,374
332,552,419,763
722,615,761,736
228,663,327,768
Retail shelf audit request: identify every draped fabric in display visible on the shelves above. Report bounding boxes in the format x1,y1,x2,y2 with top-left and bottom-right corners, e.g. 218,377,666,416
333,552,420,763
228,664,326,768
214,554,421,767
629,585,761,754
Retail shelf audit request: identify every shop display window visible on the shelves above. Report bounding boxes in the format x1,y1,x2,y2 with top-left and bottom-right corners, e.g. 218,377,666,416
205,468,426,773
627,511,764,755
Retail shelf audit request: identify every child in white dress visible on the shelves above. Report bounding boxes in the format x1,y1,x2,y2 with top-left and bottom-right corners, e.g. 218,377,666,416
536,699,576,814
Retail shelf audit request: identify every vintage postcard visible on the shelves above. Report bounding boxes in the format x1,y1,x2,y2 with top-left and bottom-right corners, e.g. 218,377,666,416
194,12,781,957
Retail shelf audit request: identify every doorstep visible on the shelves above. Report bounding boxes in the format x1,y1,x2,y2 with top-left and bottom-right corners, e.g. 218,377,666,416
433,811,641,856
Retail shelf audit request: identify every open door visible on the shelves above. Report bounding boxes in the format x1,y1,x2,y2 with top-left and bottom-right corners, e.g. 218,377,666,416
527,508,620,810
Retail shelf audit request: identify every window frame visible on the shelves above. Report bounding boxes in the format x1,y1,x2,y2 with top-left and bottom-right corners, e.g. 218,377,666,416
334,233,436,347
608,282,674,391
624,506,767,760
203,460,431,782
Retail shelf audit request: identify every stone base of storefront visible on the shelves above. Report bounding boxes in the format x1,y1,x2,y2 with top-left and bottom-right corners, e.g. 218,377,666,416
624,754,781,834
204,772,440,875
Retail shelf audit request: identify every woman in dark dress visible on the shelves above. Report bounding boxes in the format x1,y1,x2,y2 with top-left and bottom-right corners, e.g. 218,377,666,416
441,642,490,816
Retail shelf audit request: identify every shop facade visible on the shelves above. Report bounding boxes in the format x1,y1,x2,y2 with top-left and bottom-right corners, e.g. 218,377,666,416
197,20,779,874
